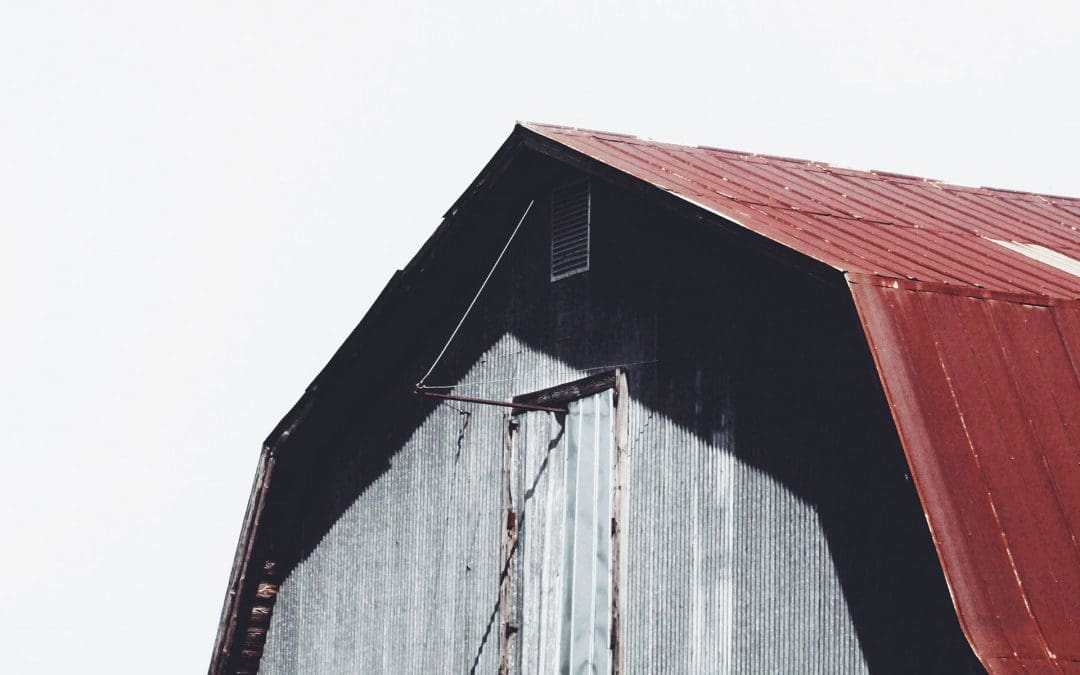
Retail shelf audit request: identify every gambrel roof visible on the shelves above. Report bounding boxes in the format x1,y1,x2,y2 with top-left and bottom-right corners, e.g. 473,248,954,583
520,122,1080,673
213,123,1080,673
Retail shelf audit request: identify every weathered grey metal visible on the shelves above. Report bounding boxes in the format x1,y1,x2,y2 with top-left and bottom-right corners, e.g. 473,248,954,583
513,408,566,673
511,391,616,674
561,391,614,673
232,152,976,673
622,398,867,673
258,334,870,673
259,339,593,673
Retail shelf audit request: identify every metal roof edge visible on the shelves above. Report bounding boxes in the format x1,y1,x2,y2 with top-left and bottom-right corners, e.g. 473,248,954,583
673,192,846,274
845,279,991,671
442,123,531,219
208,126,537,672
845,274,1080,671
845,272,1071,307
516,124,843,287
209,394,315,674
522,122,1080,204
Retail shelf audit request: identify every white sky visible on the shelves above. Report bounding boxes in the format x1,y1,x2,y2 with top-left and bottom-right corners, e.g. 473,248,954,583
2,1,1078,671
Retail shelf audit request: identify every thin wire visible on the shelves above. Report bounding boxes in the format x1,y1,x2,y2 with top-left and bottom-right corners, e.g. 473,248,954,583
421,359,660,390
416,199,535,388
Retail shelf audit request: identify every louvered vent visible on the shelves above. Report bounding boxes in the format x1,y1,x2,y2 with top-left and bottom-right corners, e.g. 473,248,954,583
551,180,591,281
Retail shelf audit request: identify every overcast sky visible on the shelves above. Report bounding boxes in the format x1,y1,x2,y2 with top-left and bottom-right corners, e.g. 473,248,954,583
3,1,1078,671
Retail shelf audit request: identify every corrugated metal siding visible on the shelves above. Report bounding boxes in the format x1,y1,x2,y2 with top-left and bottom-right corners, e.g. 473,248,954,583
259,334,874,673
514,391,615,674
523,122,1080,299
259,337,593,673
626,399,867,673
516,410,566,674
850,280,1080,672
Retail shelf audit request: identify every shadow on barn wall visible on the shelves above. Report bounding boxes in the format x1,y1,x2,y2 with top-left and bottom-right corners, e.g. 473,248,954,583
239,149,982,673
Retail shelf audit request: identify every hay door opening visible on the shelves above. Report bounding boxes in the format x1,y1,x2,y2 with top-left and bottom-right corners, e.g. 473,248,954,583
499,372,628,675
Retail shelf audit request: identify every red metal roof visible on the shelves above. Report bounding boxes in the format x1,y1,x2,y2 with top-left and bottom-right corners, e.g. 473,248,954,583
524,123,1080,673
524,122,1080,300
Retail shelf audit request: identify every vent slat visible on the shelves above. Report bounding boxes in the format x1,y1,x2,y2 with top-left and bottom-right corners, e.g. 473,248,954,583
552,238,589,255
552,203,589,217
552,209,589,223
552,213,589,228
552,223,588,237
551,180,590,281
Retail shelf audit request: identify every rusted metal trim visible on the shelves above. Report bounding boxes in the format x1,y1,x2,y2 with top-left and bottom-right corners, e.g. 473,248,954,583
510,371,616,414
845,281,1070,672
209,450,275,674
414,387,567,414
498,418,521,675
209,397,313,675
845,272,1065,306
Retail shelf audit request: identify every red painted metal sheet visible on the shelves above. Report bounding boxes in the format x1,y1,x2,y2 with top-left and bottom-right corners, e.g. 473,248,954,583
850,281,1080,673
521,123,1080,672
523,122,1080,300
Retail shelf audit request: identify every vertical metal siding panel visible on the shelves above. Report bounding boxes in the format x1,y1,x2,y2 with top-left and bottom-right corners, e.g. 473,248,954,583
717,429,735,675
519,411,568,674
259,322,895,673
623,394,866,673
592,392,614,672
549,392,615,674
545,411,566,674
259,336,561,674
559,401,581,672
730,448,866,672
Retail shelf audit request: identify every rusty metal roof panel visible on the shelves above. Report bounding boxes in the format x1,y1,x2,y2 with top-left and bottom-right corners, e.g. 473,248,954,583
520,122,1080,673
849,280,1080,672
522,122,1080,300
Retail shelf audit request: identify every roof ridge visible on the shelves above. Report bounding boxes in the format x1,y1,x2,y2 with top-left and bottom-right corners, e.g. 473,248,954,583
521,121,1079,204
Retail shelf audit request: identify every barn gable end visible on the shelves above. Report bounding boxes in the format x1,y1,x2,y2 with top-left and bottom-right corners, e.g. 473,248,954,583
211,123,1079,674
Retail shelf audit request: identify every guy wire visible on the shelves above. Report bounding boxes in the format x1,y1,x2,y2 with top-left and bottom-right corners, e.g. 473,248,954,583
415,199,535,389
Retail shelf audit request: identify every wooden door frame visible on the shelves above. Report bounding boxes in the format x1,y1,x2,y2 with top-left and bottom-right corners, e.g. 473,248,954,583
500,369,629,674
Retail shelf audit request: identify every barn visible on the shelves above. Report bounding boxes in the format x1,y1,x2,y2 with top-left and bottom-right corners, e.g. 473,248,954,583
211,123,1080,674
